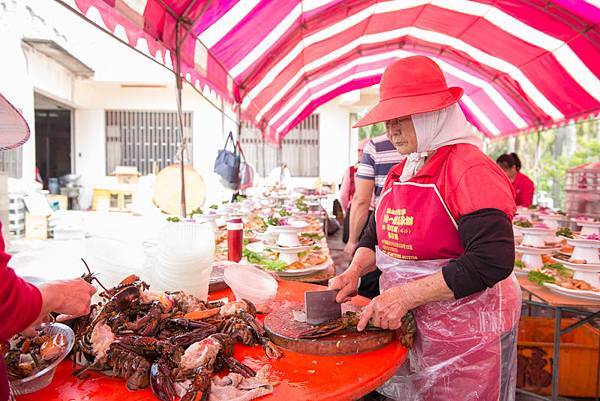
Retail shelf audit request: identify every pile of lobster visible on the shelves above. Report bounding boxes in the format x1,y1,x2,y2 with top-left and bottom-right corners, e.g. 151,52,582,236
67,262,282,401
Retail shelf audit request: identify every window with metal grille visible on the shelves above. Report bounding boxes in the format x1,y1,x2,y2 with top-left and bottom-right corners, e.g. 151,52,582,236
0,148,23,178
240,114,319,177
105,110,193,175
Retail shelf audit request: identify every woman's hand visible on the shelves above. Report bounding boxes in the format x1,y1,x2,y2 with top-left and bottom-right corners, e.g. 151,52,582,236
357,285,411,331
37,278,97,322
328,268,361,303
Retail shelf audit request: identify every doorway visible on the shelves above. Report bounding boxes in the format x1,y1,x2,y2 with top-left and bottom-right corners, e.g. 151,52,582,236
34,109,72,190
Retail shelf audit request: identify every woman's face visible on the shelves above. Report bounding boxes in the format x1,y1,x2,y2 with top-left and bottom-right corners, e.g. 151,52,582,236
498,163,518,181
385,117,418,154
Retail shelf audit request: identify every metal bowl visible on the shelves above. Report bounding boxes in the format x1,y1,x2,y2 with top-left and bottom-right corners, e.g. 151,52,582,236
9,323,75,395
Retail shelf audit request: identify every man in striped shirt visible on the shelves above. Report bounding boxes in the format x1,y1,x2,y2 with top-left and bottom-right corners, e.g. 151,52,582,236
343,134,404,298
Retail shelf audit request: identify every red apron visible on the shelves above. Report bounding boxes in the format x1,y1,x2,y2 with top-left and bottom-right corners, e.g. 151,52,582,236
375,181,521,401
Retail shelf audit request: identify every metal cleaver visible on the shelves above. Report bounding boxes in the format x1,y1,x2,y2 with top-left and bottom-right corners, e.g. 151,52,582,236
304,289,342,325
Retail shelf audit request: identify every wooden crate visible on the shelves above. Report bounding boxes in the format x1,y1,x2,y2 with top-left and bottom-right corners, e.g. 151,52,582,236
517,316,599,397
92,188,134,212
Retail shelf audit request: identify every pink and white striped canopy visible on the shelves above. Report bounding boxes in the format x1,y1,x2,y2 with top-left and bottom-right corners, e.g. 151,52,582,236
69,0,600,143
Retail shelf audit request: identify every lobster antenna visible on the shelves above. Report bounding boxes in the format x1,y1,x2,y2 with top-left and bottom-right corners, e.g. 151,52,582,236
80,258,109,293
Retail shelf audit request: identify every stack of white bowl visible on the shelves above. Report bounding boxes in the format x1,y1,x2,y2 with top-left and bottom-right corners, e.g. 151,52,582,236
153,221,215,300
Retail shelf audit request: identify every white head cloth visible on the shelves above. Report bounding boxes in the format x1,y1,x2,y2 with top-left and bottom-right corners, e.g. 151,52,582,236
399,104,483,182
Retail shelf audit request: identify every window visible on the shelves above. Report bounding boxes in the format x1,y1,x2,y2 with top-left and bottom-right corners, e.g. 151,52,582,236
0,148,23,178
240,114,319,177
105,110,193,175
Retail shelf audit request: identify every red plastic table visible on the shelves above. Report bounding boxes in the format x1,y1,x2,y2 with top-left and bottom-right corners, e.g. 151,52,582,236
18,281,408,401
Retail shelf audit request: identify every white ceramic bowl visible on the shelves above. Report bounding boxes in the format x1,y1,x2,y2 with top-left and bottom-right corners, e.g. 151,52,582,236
224,264,278,306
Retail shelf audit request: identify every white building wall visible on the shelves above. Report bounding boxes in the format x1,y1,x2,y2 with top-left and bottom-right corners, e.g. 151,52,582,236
0,0,361,206
317,103,351,185
73,80,232,209
0,0,36,181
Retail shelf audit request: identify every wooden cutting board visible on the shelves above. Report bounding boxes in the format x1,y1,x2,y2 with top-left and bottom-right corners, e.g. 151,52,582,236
264,301,396,356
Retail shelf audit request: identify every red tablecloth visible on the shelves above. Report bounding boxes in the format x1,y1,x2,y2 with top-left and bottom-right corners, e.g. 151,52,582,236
18,281,408,401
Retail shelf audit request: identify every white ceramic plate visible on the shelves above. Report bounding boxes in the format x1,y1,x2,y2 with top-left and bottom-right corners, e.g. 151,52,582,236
550,257,600,270
514,268,531,276
276,258,333,277
544,283,600,301
572,219,600,227
267,220,310,233
245,241,312,254
567,238,600,247
516,245,562,255
514,226,555,235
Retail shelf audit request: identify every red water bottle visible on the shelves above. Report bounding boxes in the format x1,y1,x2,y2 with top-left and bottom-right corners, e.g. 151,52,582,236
227,217,243,262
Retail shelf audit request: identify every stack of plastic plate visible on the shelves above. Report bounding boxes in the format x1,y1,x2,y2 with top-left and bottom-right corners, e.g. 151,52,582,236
154,221,215,300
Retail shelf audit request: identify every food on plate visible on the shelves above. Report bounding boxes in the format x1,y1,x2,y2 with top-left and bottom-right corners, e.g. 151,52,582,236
527,270,556,286
244,249,288,271
560,245,574,255
526,262,599,292
243,247,328,272
514,218,533,228
295,196,309,213
300,232,323,241
560,278,598,291
301,252,328,266
515,260,525,270
527,262,574,286
285,261,305,270
556,227,574,238
4,328,68,380
584,234,600,241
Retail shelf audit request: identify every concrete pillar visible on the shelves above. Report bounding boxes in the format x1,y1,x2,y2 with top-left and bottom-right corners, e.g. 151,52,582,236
73,109,105,209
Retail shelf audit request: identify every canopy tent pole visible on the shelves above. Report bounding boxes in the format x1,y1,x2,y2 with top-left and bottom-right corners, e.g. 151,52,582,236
175,19,187,218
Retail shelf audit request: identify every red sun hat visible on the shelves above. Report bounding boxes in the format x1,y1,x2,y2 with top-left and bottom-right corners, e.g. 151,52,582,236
0,93,30,150
354,56,463,127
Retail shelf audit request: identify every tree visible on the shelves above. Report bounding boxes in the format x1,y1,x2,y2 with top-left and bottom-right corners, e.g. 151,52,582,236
358,122,386,140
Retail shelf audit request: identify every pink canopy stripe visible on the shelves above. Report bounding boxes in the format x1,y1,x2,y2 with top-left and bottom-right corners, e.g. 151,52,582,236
66,0,600,144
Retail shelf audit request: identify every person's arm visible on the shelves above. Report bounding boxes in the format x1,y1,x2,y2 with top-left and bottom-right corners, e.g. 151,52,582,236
442,208,515,298
0,265,42,341
339,168,352,212
344,140,376,256
344,177,374,253
357,208,515,330
330,214,378,302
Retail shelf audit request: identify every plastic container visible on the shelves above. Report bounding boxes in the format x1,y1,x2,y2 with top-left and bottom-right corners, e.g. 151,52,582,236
223,264,278,306
153,221,215,300
517,316,600,397
84,236,146,289
9,323,75,395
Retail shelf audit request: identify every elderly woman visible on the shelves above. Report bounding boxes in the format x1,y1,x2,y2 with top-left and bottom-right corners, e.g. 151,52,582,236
330,56,520,401
0,94,96,401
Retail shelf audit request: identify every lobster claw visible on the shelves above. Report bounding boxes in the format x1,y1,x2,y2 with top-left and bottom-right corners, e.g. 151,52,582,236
150,361,178,401
181,367,212,401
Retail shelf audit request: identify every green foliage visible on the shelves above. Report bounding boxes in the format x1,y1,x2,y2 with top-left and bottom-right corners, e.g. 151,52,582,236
485,117,600,209
358,122,386,140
